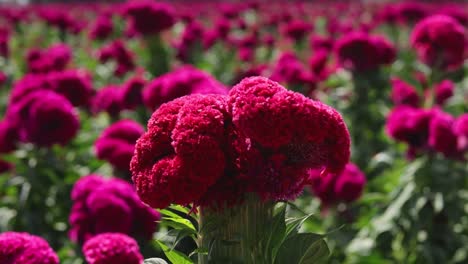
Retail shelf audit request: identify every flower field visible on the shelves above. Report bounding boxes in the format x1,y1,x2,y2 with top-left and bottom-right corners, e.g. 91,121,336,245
0,0,467,263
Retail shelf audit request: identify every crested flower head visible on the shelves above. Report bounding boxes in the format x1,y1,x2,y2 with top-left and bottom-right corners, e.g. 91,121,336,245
0,232,59,264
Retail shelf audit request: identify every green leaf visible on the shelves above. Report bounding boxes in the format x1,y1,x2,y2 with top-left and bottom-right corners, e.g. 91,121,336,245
162,216,196,232
144,258,169,264
274,233,329,264
265,204,286,261
155,240,194,264
285,213,315,237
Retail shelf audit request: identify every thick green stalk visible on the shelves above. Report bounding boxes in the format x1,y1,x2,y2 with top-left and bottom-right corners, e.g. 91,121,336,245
198,195,274,264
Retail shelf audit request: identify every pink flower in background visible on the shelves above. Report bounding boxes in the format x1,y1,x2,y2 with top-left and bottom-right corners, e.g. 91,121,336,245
434,80,454,106
390,78,420,107
69,175,160,244
121,75,146,110
47,69,94,107
309,163,366,206
0,232,59,264
143,65,228,110
98,40,135,77
89,14,113,40
92,86,124,117
82,233,143,264
95,120,144,171
26,43,72,73
411,15,467,70
123,0,176,36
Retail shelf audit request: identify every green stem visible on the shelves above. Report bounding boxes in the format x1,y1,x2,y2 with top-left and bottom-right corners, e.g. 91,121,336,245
145,34,170,77
198,195,274,264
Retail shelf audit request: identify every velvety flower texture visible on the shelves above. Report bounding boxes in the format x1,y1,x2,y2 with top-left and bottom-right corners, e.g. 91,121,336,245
454,114,468,152
386,106,432,148
69,174,160,244
434,80,454,106
0,232,59,264
123,0,175,36
334,32,396,72
92,86,124,117
143,65,228,110
390,78,420,107
309,163,366,206
98,40,135,77
47,69,94,107
95,120,144,171
26,43,72,73
410,15,467,70
82,233,143,264
7,90,79,147
131,76,350,209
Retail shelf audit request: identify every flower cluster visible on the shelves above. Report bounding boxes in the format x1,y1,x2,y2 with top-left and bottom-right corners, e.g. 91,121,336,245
308,163,366,206
0,232,59,264
95,120,144,172
131,76,350,209
69,174,160,244
82,233,143,264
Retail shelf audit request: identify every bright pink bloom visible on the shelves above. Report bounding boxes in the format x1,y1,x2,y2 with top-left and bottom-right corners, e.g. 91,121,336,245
82,233,143,264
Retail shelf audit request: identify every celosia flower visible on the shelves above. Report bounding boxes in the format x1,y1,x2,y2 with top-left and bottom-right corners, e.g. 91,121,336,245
123,0,175,36
386,106,432,148
82,233,143,264
434,80,454,105
22,91,79,147
0,71,6,86
47,69,94,107
131,76,350,209
282,20,313,41
309,163,366,205
69,175,160,244
410,15,466,70
26,43,72,73
121,75,145,110
428,111,459,158
335,32,395,72
0,232,59,264
390,78,420,107
270,52,316,90
454,114,468,152
95,120,144,171
97,40,135,77
0,118,18,153
92,86,124,117
90,14,113,40
143,65,228,110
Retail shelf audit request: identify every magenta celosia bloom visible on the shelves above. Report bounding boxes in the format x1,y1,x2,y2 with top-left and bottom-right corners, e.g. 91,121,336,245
121,75,145,110
69,175,160,244
0,71,6,86
98,40,135,77
335,32,395,72
26,43,72,73
309,163,366,206
131,76,350,209
282,20,313,41
92,86,124,117
428,111,459,158
123,0,175,36
8,74,50,106
0,118,18,153
143,65,228,110
47,69,94,107
95,120,144,171
82,233,143,264
410,15,467,70
434,80,454,106
89,14,113,40
0,28,8,58
0,232,59,264
270,52,316,89
22,91,79,147
390,78,420,107
310,35,334,52
386,106,432,148
454,114,468,152
0,159,12,174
